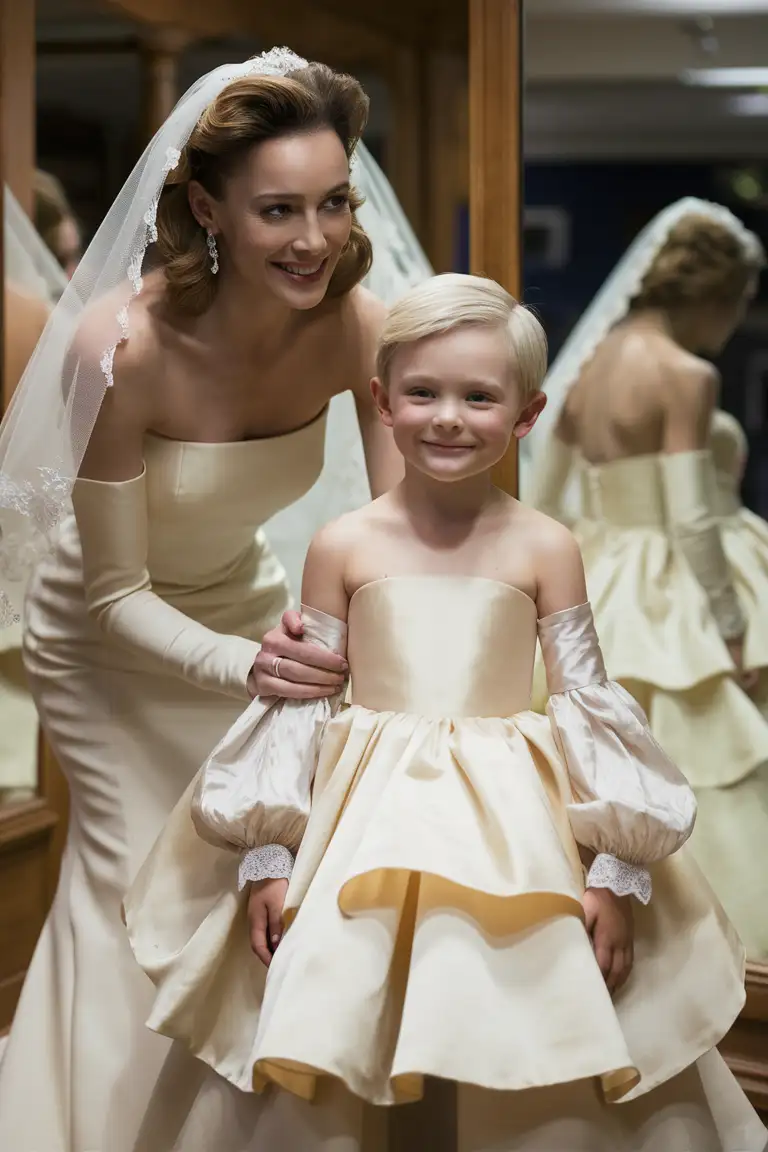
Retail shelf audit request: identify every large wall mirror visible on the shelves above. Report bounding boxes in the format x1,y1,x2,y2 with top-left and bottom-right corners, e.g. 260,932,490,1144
519,0,768,1114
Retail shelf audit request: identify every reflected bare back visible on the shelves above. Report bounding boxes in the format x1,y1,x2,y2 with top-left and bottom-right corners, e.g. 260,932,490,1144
558,318,716,463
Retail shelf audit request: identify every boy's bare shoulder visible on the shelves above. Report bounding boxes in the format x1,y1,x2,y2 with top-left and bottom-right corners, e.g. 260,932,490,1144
308,497,387,557
509,498,580,553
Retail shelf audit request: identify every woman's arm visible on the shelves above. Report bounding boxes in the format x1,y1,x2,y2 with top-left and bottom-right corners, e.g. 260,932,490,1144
74,318,344,701
348,288,405,498
661,362,747,667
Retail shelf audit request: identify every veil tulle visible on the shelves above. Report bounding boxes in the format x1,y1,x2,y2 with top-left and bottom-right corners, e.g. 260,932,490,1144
0,47,432,625
520,197,763,515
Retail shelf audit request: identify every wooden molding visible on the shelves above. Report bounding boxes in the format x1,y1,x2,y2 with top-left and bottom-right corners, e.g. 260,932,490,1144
721,967,768,1114
107,0,396,72
0,0,35,215
745,963,768,1021
0,798,58,853
469,0,522,498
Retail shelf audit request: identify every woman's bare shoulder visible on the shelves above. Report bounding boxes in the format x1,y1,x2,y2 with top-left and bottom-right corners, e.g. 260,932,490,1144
659,346,719,422
74,275,174,477
343,285,388,328
73,273,165,370
326,286,388,395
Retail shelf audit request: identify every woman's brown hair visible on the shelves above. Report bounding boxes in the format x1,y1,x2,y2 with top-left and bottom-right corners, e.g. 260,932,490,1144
156,61,372,315
632,213,765,312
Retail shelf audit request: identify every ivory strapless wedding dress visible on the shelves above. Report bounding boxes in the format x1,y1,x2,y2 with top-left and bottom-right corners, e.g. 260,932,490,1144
529,439,768,963
0,411,329,1152
124,576,765,1152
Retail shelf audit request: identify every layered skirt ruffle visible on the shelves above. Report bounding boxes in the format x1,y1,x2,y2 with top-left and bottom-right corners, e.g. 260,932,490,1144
125,703,744,1109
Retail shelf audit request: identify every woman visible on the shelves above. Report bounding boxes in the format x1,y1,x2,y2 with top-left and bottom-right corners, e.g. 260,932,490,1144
0,49,430,1152
523,197,768,961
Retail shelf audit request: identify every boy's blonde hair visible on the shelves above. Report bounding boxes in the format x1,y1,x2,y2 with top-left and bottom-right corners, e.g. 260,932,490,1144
376,273,548,401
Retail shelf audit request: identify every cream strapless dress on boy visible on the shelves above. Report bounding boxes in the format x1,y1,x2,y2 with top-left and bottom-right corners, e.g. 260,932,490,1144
125,576,765,1152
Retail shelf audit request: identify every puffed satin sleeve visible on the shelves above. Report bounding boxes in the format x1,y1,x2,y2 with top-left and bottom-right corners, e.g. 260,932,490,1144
73,472,259,699
539,602,697,866
191,605,348,888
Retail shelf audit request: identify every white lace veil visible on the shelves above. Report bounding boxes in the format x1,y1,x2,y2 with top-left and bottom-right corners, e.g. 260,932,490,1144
4,185,68,304
519,196,762,512
0,47,432,625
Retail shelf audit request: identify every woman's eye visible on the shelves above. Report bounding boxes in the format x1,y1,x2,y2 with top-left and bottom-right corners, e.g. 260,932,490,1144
263,204,291,220
324,194,350,211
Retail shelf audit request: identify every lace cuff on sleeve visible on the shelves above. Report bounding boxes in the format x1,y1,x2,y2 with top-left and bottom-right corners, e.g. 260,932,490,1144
191,605,348,861
539,602,697,865
586,853,652,905
238,844,295,890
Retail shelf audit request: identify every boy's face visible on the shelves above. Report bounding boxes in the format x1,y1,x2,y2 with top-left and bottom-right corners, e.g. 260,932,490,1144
372,325,545,484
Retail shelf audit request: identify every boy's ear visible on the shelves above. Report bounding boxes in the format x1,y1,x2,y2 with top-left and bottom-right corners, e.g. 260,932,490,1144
370,377,394,427
513,391,547,441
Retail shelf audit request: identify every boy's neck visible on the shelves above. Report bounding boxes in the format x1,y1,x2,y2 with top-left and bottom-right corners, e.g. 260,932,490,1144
398,466,498,538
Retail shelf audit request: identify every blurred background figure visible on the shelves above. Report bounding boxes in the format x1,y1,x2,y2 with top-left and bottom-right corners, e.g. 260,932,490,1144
33,169,82,280
522,199,768,963
1,185,66,806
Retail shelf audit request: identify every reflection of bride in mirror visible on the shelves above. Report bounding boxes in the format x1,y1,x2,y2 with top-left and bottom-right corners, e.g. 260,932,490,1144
523,199,768,962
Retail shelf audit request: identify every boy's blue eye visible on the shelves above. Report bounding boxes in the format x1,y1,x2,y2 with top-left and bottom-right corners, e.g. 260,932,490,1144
467,392,494,404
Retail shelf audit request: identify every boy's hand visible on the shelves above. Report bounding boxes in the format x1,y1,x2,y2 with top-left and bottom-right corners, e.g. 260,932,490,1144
248,877,289,967
582,886,634,995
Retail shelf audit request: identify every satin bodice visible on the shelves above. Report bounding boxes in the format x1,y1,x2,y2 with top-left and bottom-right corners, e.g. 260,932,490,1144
579,412,746,527
57,410,327,594
579,451,733,528
347,576,538,718
142,412,326,587
580,455,670,528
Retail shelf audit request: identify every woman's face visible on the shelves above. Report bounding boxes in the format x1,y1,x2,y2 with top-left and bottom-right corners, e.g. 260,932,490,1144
192,128,353,311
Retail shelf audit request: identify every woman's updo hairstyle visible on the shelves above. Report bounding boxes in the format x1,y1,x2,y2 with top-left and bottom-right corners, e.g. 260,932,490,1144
156,61,372,315
631,213,765,312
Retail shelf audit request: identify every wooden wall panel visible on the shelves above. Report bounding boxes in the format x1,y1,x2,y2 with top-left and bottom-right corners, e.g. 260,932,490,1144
469,0,522,497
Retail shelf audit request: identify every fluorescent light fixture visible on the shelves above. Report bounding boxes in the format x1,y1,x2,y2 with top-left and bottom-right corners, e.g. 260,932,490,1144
682,68,768,87
729,93,768,116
